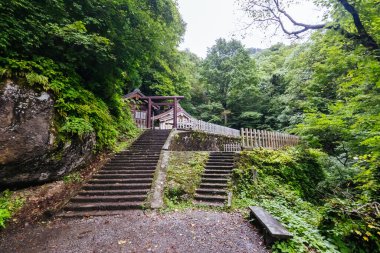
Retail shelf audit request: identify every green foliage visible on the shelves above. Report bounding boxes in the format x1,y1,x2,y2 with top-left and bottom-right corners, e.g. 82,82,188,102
320,198,380,252
0,0,185,151
235,148,326,201
60,117,94,137
164,152,208,208
233,147,380,252
0,190,24,228
232,149,339,252
63,172,82,184
187,38,259,128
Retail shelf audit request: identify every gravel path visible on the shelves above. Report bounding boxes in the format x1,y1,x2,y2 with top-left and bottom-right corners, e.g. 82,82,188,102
0,210,269,253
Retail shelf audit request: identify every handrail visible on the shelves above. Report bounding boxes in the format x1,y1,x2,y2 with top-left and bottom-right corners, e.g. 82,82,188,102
241,128,299,149
177,118,240,137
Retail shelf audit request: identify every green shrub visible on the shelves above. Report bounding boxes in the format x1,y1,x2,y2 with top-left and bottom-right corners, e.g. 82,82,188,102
63,172,82,184
0,190,24,228
1,57,138,150
232,147,339,252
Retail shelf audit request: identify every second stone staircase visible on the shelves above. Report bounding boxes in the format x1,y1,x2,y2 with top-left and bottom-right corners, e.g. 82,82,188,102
194,152,235,206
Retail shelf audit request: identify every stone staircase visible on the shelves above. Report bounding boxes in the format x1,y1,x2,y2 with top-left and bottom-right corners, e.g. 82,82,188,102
194,152,235,206
62,129,171,215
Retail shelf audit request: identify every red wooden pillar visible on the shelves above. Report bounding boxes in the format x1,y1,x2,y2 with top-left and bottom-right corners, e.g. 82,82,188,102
173,98,178,129
147,98,152,129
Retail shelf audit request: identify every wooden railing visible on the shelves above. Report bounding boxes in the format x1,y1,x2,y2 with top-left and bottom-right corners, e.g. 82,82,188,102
241,128,299,149
224,143,242,152
177,118,240,137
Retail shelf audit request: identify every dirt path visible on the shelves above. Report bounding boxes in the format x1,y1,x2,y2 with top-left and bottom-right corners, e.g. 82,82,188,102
0,210,269,253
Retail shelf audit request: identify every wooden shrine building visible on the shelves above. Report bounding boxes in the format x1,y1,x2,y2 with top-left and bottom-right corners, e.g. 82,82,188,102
123,89,185,129
154,104,192,129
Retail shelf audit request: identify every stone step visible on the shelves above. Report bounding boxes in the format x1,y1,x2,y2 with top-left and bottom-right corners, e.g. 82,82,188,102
111,157,159,161
135,142,167,144
130,146,163,149
98,170,155,175
108,159,158,163
117,151,161,155
193,200,225,207
112,157,159,161
117,150,161,154
70,195,146,203
129,144,163,147
131,143,165,146
204,169,232,174
199,183,227,189
201,178,228,184
194,194,227,202
206,160,233,166
135,138,168,141
109,158,158,162
206,164,234,167
106,161,158,166
201,173,230,178
78,189,149,196
83,183,151,190
205,165,234,169
136,139,168,143
101,168,156,173
113,154,160,158
196,188,227,195
107,159,158,163
113,155,160,159
93,174,154,180
64,202,144,212
103,165,157,170
209,155,235,158
207,158,235,162
130,148,163,151
88,178,152,184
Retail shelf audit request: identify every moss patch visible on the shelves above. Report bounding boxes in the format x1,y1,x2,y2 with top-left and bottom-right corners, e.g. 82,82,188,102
164,152,208,209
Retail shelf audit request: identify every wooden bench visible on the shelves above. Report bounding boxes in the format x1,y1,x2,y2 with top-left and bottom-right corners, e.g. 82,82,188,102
249,206,293,245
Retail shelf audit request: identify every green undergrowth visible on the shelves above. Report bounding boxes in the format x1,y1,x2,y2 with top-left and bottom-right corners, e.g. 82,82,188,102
0,190,24,228
63,172,83,184
1,58,139,150
163,152,209,210
232,148,340,253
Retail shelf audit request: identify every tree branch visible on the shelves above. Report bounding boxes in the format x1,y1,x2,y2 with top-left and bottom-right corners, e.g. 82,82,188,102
241,0,379,57
338,0,379,52
273,0,326,33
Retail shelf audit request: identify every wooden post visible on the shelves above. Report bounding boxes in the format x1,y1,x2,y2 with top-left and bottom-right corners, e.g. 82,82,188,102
258,130,262,147
173,98,178,129
262,130,266,148
276,132,279,149
270,131,274,149
265,130,268,148
241,128,245,147
248,128,251,147
147,98,152,129
252,129,255,147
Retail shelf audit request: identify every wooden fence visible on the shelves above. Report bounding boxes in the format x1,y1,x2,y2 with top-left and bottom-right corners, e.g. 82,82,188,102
224,143,242,152
178,118,240,137
241,128,299,149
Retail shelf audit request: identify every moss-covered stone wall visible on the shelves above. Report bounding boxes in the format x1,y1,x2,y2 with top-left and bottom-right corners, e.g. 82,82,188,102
169,130,240,151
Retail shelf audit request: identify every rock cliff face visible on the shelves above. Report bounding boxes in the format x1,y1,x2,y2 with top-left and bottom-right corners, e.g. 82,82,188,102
0,80,95,188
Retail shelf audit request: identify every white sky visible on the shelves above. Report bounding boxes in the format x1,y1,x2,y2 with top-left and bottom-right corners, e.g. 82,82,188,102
177,0,325,58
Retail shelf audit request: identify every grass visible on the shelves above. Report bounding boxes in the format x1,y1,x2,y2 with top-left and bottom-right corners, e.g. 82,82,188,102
163,152,209,210
63,172,83,184
0,190,24,228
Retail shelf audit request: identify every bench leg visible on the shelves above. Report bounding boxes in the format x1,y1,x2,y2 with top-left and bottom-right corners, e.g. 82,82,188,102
263,229,275,246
